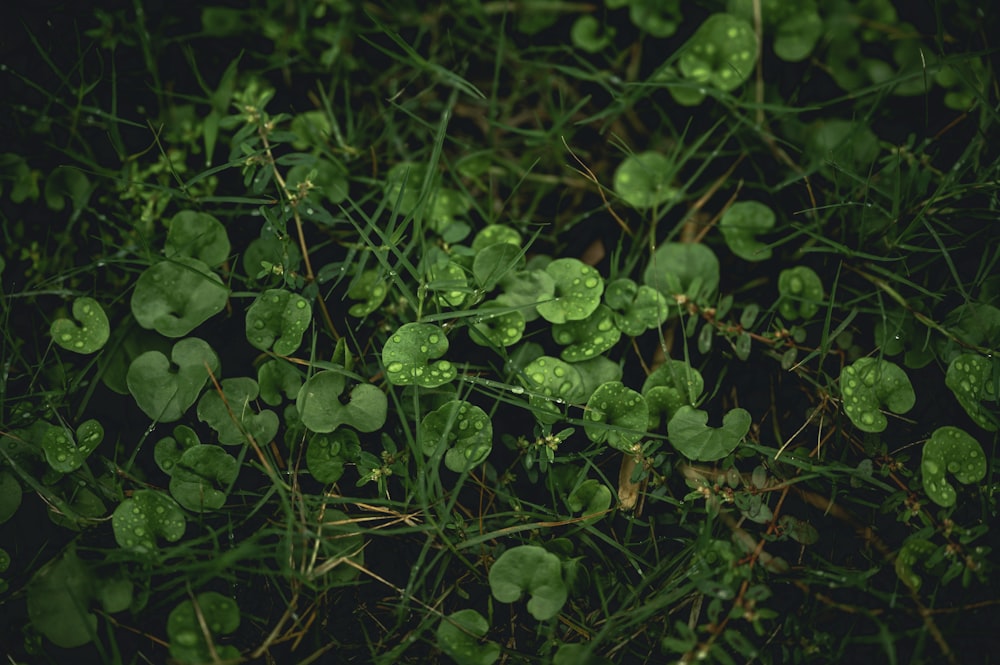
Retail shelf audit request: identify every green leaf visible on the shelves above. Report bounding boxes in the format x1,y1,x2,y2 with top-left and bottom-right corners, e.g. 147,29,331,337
169,444,239,512
164,210,231,267
777,266,824,320
945,354,998,430
347,269,389,317
489,545,568,621
536,258,604,324
420,400,493,473
436,609,500,665
629,0,681,38
473,242,525,292
584,382,649,452
426,260,470,308
197,377,279,444
40,419,104,473
643,242,720,304
613,151,678,209
720,201,775,261
286,156,348,204
112,489,186,553
50,297,110,354
297,369,387,433
126,337,220,422
839,358,915,433
642,360,704,429
306,429,361,483
496,269,555,322
519,355,587,424
258,359,303,406
921,426,987,507
894,538,936,590
472,224,522,252
382,323,457,388
154,426,201,475
552,305,621,362
290,110,332,150
567,479,612,522
468,301,526,348
677,14,757,93
131,257,228,337
43,165,92,215
167,592,241,665
604,278,669,336
667,405,751,461
246,288,312,355
726,0,822,62
0,471,21,524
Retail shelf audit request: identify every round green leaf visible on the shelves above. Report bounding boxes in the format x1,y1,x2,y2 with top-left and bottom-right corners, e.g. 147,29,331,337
126,337,220,422
50,297,109,354
643,242,720,304
112,489,186,553
40,419,104,473
306,429,361,483
945,354,999,431
131,257,228,337
169,444,239,512
167,592,241,664
567,479,612,522
613,151,678,210
154,426,201,476
520,356,587,424
468,301,525,348
436,609,500,665
297,370,388,433
642,360,704,429
246,288,312,355
604,278,669,336
536,258,604,324
258,359,303,406
570,15,614,52
726,0,821,62
667,405,751,461
347,269,389,318
720,201,775,261
473,242,525,292
552,305,621,362
921,426,987,507
427,260,470,308
164,210,231,267
678,13,757,93
420,400,493,473
894,538,936,590
630,0,681,38
290,110,332,150
382,323,457,388
489,545,567,621
0,471,21,524
287,157,348,204
496,269,555,322
197,377,279,444
839,358,915,433
472,224,522,252
584,382,649,452
777,266,824,320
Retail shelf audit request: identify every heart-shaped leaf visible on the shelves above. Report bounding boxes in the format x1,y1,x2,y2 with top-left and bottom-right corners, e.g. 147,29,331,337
131,257,228,337
584,382,649,452
286,156,348,204
197,377,279,444
468,301,526,348
246,288,312,355
604,278,669,336
297,369,387,433
519,355,587,424
164,210,231,267
894,538,936,590
945,354,998,431
667,405,751,461
777,266,824,320
472,224,522,251
126,337,220,422
436,609,500,665
921,426,987,507
154,426,201,475
169,444,239,512
112,489,186,553
347,269,389,317
613,151,678,209
50,297,109,354
0,471,21,524
489,545,567,621
567,478,612,522
552,305,621,362
839,358,915,433
643,242,720,304
257,359,303,406
677,13,757,93
727,0,821,62
426,260,470,307
536,258,604,324
420,400,493,472
642,360,705,429
720,201,775,261
167,592,241,664
306,429,361,483
40,419,104,473
473,241,525,292
382,322,457,388
496,269,555,322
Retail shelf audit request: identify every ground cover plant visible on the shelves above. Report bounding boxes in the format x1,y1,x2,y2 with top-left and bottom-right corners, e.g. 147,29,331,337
1,1,998,663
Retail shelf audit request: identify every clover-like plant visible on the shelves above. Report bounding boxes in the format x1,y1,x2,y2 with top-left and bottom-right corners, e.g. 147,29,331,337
426,260,470,308
0,471,20,524
154,425,201,475
468,301,526,348
613,151,678,210
296,369,387,434
50,297,109,354
257,359,303,406
489,545,568,621
436,609,500,665
496,268,556,322
131,257,228,337
197,377,279,444
777,266,824,320
246,288,312,355
382,322,457,388
164,210,231,267
642,360,705,429
420,400,493,473
166,591,241,664
286,156,348,205
39,420,103,473
921,426,987,507
112,489,186,553
720,201,775,261
643,242,720,304
519,355,587,424
346,269,390,317
168,444,239,512
307,429,361,483
604,278,669,336
894,538,937,590
674,13,757,105
945,354,999,431
726,0,822,62
584,382,649,452
566,478,612,522
473,241,524,292
552,305,621,362
536,258,604,324
126,337,221,422
570,15,614,53
667,405,751,461
839,358,915,433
